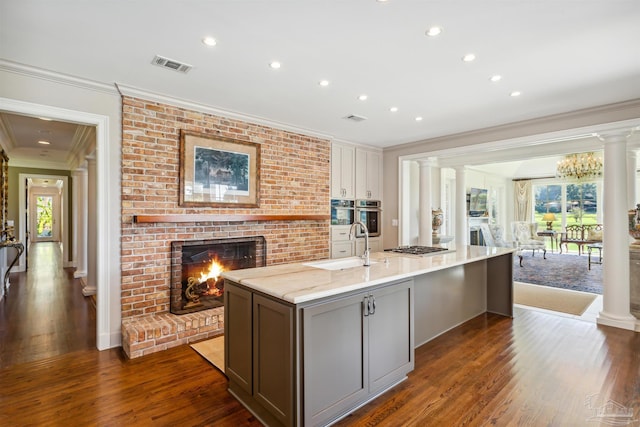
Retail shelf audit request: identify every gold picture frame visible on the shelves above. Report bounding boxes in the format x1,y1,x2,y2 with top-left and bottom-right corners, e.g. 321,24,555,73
179,130,260,207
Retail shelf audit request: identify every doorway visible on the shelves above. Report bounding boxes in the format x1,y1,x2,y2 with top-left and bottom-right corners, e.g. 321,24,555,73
2,96,114,351
19,175,69,270
30,191,61,243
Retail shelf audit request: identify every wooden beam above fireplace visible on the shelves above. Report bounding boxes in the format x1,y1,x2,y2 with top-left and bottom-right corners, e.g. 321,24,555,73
133,214,331,223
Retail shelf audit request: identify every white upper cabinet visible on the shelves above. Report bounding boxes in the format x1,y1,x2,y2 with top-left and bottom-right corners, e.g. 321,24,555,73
331,142,355,199
355,148,382,200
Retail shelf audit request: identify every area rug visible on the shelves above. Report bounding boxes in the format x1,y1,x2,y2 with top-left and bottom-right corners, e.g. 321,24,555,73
513,252,603,294
191,335,225,373
514,281,597,315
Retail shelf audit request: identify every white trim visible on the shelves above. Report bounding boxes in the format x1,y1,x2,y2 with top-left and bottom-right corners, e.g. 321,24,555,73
0,59,117,95
597,313,637,331
116,83,336,143
1,97,113,351
17,174,69,270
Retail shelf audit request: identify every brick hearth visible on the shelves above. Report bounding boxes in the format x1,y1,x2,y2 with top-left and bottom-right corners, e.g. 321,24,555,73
122,307,224,359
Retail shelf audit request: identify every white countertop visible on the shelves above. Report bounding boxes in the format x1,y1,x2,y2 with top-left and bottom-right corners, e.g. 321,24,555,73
222,245,515,304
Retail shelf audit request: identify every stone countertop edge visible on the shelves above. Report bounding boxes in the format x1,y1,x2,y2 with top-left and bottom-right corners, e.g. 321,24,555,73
222,245,516,305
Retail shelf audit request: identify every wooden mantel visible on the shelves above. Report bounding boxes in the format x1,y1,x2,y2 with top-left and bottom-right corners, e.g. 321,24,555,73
133,214,330,223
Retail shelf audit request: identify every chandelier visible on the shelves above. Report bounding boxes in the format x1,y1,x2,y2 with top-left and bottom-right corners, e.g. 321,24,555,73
556,152,603,181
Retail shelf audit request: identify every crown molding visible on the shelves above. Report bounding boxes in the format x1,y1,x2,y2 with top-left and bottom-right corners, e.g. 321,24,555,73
0,59,118,95
115,83,335,143
387,99,640,158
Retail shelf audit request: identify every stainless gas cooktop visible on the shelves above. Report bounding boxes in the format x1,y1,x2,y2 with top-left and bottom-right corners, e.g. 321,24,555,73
384,246,449,255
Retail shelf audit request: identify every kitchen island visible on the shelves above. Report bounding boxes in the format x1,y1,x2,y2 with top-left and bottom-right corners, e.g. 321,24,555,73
222,245,515,427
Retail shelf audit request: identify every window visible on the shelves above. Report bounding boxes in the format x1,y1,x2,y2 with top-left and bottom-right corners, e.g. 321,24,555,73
566,183,598,225
533,181,600,233
534,184,562,232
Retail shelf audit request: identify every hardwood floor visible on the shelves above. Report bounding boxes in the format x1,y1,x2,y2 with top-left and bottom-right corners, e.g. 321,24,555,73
1,247,639,425
0,242,95,368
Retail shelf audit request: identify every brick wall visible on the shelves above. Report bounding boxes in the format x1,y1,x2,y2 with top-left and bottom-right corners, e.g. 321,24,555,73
120,96,330,356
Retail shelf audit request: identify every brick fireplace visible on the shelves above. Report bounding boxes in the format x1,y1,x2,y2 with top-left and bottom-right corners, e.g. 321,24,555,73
120,96,331,358
170,236,266,314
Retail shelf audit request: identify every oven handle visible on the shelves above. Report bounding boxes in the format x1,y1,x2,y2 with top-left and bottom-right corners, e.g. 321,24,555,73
356,208,382,212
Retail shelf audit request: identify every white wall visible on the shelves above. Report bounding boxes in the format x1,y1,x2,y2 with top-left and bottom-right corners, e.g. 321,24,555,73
0,64,122,349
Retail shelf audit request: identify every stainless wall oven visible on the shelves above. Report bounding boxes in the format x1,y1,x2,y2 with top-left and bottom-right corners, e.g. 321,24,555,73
330,199,355,225
355,200,381,237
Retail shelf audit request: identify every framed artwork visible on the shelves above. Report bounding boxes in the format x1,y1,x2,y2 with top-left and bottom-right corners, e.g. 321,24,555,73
179,130,260,207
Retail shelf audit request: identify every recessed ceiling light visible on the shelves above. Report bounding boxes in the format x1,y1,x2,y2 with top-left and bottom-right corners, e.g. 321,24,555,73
425,26,442,37
390,107,399,112
38,117,52,121
490,75,502,82
358,94,368,101
38,140,50,145
319,80,330,87
269,61,281,69
462,53,476,62
510,91,522,97
415,116,423,122
202,37,217,47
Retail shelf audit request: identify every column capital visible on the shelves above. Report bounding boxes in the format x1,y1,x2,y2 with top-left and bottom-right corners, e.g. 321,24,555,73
418,157,438,168
453,165,467,173
596,131,633,144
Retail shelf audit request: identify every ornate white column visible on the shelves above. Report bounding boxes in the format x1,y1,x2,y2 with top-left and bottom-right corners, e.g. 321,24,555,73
597,133,636,331
628,149,638,208
454,166,468,246
83,157,97,296
73,165,88,281
418,159,436,246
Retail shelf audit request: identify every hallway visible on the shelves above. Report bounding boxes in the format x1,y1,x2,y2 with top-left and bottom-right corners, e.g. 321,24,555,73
0,242,95,368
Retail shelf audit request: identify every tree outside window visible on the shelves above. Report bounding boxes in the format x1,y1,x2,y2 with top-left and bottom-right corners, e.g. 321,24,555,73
566,183,597,225
534,185,562,232
36,195,53,238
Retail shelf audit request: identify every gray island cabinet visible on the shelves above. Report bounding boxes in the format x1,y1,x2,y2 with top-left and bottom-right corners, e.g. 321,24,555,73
223,246,514,427
225,278,413,427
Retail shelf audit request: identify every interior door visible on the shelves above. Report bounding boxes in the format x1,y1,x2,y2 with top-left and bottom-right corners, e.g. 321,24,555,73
30,193,60,243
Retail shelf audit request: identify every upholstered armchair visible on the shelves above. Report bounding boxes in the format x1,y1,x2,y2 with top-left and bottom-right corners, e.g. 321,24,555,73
511,221,547,267
479,223,512,248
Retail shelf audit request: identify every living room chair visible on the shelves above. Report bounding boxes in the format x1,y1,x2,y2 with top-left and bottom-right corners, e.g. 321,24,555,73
479,223,511,248
479,223,520,264
511,221,547,267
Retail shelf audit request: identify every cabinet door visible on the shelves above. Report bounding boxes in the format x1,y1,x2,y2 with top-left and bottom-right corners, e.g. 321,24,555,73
224,281,253,395
369,238,382,253
303,293,369,427
253,294,294,426
355,237,380,256
368,280,414,393
331,143,355,199
331,241,353,259
356,149,382,200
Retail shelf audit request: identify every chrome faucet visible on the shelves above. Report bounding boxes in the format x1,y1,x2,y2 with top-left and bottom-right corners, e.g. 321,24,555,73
349,220,370,267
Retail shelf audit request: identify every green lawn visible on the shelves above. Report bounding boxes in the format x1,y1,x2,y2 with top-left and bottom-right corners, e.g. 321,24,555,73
533,212,599,253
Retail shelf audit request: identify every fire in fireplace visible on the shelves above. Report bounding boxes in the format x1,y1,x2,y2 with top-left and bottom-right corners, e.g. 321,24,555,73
170,236,266,314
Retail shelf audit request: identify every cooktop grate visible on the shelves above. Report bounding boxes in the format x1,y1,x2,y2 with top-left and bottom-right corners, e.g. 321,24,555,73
384,246,449,255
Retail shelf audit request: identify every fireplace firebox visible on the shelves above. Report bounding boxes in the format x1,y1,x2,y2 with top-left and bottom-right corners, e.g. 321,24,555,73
170,236,266,314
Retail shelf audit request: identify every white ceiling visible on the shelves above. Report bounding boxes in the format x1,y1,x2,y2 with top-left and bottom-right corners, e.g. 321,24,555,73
2,0,639,152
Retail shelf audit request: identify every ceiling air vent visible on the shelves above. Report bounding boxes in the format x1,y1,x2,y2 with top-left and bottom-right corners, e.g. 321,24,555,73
151,55,192,73
342,114,367,122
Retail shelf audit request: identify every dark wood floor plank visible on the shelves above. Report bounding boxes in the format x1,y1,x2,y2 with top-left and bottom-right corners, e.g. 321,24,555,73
2,242,639,426
0,242,95,368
